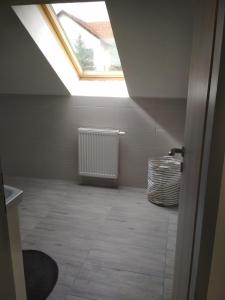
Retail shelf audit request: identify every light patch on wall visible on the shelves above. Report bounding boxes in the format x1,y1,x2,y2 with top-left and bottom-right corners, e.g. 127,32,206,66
74,80,128,97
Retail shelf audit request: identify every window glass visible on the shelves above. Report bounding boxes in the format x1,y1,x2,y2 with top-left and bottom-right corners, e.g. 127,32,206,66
51,2,123,75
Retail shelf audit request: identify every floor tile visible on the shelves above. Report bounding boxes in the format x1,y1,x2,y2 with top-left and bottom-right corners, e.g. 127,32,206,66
5,177,178,300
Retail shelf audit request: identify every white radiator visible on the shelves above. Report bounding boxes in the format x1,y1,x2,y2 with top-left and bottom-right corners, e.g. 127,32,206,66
78,128,124,179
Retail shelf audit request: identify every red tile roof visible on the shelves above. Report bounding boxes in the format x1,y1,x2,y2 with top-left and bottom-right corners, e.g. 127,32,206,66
58,11,113,41
87,22,113,40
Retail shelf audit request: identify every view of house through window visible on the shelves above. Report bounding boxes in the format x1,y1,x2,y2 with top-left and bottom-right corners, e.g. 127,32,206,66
49,2,123,78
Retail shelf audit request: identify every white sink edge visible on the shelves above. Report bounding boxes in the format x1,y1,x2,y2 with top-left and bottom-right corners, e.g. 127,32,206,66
4,185,23,207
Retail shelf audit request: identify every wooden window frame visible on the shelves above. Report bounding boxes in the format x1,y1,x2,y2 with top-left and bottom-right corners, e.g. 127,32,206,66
41,4,124,81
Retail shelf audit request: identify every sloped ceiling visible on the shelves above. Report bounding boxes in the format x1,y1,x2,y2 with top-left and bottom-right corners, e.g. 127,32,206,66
0,5,68,95
0,1,194,98
107,0,194,98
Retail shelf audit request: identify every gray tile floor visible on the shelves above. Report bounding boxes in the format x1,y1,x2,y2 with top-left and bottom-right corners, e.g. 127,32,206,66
6,177,177,300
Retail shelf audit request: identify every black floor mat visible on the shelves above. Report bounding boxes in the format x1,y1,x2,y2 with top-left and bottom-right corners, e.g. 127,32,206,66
23,250,58,300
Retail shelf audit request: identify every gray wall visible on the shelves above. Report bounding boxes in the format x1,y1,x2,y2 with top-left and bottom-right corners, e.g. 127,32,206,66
0,95,186,187
0,6,68,95
0,2,193,99
207,156,225,300
107,0,194,98
0,2,189,187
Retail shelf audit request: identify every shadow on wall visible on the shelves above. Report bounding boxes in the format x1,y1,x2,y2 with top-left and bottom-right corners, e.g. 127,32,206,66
0,95,186,187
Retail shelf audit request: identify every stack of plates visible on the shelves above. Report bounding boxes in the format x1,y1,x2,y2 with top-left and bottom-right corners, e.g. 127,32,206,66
147,156,181,207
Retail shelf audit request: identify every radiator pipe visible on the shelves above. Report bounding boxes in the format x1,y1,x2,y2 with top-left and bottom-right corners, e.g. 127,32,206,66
118,131,126,135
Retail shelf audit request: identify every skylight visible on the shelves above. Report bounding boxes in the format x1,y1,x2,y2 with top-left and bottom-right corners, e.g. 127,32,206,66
42,2,123,80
